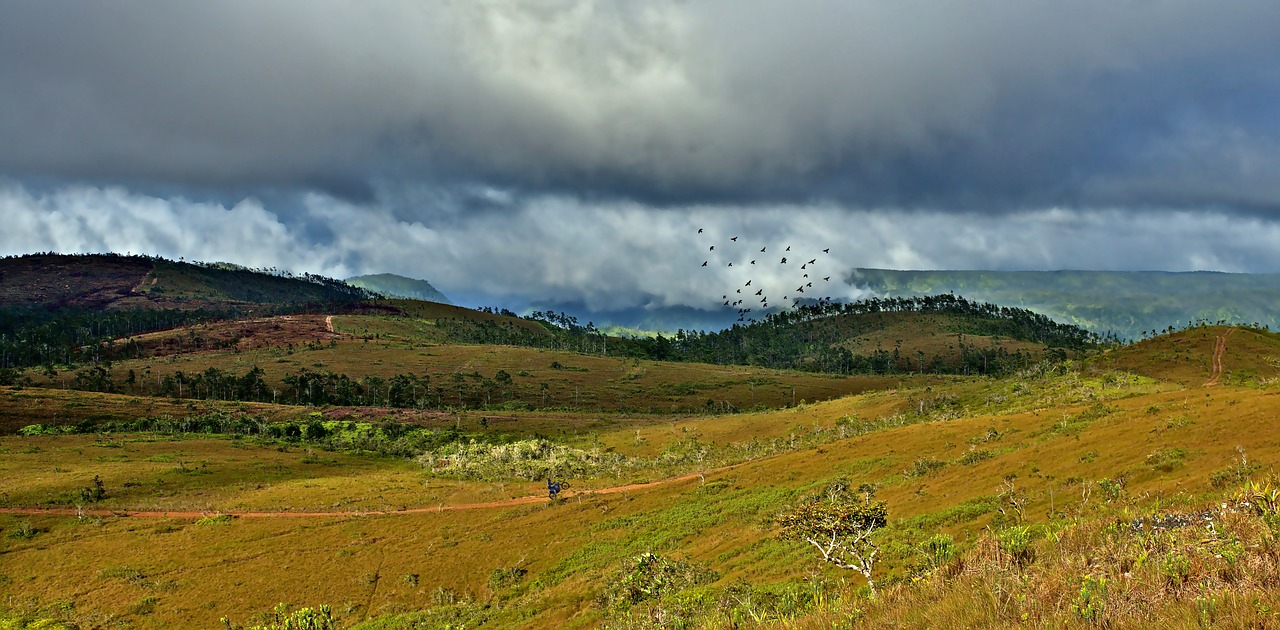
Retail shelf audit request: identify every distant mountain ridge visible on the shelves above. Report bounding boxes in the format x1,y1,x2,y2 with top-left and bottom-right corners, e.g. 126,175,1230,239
346,273,450,304
848,268,1280,340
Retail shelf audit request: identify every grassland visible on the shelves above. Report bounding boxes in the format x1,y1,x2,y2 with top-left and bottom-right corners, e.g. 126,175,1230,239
2,325,1279,628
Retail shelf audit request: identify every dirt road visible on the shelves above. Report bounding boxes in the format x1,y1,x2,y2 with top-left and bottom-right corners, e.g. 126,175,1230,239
0,470,720,520
1203,328,1238,387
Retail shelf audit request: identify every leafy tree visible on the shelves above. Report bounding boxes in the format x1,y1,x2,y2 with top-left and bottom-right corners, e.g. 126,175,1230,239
778,481,888,594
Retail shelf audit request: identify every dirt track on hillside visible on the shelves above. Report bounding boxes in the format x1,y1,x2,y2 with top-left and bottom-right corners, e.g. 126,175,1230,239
1203,328,1238,387
325,315,335,333
0,469,723,520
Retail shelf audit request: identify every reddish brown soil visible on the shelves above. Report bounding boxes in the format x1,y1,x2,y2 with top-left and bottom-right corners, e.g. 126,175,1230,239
1203,328,1237,387
119,314,343,357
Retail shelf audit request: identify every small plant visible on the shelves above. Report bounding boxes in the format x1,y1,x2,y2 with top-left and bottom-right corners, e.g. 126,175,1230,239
598,552,718,609
99,566,147,584
1146,447,1187,472
996,525,1036,565
5,520,42,540
1072,575,1107,624
906,456,947,478
131,596,159,616
1160,553,1191,586
959,449,994,465
487,565,527,591
914,533,956,575
401,573,419,587
196,514,233,526
221,603,336,630
1211,446,1258,488
79,474,106,503
1097,477,1126,502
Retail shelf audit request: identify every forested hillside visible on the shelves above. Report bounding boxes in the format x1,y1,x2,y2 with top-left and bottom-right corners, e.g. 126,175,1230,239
0,253,377,369
849,268,1280,339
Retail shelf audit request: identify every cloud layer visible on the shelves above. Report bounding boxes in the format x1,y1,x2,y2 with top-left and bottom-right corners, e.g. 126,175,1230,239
5,2,1280,325
3,1,1279,211
6,181,1280,317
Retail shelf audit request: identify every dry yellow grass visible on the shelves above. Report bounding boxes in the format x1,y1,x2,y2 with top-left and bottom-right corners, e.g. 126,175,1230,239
2,326,1278,628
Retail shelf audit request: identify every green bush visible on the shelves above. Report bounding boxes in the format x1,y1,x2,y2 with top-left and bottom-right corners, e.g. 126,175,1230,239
1146,447,1187,472
599,552,718,610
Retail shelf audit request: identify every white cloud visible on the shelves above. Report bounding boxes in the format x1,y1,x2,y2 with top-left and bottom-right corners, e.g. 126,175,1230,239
6,181,1280,320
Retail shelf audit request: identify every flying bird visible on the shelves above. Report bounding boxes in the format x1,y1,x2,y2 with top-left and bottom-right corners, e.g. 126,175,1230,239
702,261,708,267
750,260,756,264
736,289,741,293
728,262,733,267
824,277,830,281
803,274,809,278
731,236,738,241
745,280,752,286
808,259,816,265
709,246,714,251
781,257,787,264
823,248,829,253
760,247,766,253
801,264,806,270
698,228,703,233
755,289,763,295
797,287,805,293
786,246,791,251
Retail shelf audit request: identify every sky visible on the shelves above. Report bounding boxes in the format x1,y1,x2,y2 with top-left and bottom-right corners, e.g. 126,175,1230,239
3,1,1280,320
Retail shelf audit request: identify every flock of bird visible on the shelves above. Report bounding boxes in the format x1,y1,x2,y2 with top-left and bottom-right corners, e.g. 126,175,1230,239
697,228,836,323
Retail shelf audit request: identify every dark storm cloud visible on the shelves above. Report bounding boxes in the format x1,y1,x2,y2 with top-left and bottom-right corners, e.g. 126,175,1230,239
2,1,1279,211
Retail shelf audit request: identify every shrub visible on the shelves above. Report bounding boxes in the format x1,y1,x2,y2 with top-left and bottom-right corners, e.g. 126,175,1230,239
5,520,43,540
959,449,995,465
1145,447,1187,472
79,475,106,503
996,525,1036,565
220,603,336,630
906,456,947,478
599,552,718,610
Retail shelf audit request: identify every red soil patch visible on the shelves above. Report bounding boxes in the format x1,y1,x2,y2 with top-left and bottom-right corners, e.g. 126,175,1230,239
1203,328,1238,387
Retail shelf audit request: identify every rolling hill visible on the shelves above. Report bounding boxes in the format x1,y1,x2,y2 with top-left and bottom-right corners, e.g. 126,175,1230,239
345,273,451,304
2,325,1278,628
848,268,1280,340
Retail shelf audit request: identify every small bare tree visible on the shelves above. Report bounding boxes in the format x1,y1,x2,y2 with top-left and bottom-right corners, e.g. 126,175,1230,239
778,481,888,595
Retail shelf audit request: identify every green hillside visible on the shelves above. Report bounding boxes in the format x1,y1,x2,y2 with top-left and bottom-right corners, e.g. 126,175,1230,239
346,273,450,304
849,268,1280,339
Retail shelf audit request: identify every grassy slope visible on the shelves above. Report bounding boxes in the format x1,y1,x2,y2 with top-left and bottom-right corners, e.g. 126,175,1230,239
2,327,1279,628
32,313,924,414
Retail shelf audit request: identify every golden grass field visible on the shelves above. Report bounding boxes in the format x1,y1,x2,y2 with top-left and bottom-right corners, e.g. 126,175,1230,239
3,324,1280,628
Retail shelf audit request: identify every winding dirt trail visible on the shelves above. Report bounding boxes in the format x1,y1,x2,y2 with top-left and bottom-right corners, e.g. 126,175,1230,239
0,469,724,520
324,315,335,333
1203,328,1238,387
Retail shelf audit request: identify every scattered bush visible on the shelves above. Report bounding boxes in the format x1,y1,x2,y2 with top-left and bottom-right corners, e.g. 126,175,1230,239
598,552,718,610
959,449,995,465
196,514,233,526
220,603,336,630
1146,447,1187,472
79,475,106,503
906,456,947,478
5,520,43,540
